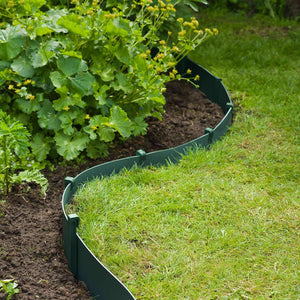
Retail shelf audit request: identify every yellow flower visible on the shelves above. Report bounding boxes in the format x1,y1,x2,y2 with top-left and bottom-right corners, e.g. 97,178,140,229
194,29,203,35
29,94,35,101
85,114,90,120
192,19,199,27
147,6,155,13
177,18,183,24
172,46,180,52
213,28,219,35
167,62,175,68
8,85,14,90
7,0,14,8
186,69,192,74
91,125,98,130
154,53,165,61
63,106,70,111
178,30,186,37
158,0,165,7
159,40,166,46
205,28,213,35
24,79,31,85
167,4,176,12
140,53,147,59
194,75,200,81
87,8,94,15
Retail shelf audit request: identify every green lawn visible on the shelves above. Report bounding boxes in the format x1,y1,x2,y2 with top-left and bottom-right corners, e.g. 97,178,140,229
69,10,300,300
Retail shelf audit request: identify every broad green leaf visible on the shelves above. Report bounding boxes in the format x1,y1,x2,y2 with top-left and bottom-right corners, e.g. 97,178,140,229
31,133,52,162
115,46,132,64
22,0,45,13
0,25,26,60
97,126,115,142
132,116,148,136
54,131,89,160
83,125,97,140
16,98,41,114
98,65,115,82
11,55,34,78
94,84,109,105
37,99,61,130
53,95,85,111
58,109,81,135
60,50,82,59
86,115,114,142
106,19,128,37
29,47,49,68
44,40,60,53
69,72,95,96
43,9,69,34
57,14,90,38
109,106,132,138
112,72,133,92
54,86,69,97
57,56,88,77
86,140,109,159
36,26,53,37
50,71,67,88
0,61,9,70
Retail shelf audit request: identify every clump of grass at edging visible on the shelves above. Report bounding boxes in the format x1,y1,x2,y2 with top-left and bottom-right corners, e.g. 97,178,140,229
68,11,300,300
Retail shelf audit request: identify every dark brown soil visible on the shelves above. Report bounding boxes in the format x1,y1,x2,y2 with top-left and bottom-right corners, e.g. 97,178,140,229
0,80,224,300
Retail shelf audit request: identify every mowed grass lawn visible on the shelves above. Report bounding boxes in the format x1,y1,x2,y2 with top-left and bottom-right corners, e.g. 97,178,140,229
69,10,300,300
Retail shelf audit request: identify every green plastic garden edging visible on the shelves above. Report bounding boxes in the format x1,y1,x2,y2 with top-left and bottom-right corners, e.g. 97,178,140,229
62,57,233,300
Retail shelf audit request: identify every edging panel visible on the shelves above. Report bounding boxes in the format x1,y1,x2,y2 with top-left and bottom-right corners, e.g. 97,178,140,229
62,57,233,299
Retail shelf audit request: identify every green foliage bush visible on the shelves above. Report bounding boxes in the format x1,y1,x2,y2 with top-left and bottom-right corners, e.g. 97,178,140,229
0,0,214,161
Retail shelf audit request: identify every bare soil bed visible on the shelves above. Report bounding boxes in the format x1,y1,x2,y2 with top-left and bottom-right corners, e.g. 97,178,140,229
0,80,224,299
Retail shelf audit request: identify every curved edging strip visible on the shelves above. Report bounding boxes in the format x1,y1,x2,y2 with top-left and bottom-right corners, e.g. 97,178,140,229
62,57,233,300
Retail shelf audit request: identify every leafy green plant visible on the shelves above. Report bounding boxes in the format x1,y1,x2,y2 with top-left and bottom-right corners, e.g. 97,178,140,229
0,110,48,196
0,279,19,300
0,0,216,161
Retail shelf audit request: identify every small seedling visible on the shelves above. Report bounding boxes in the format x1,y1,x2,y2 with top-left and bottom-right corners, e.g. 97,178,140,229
0,279,19,300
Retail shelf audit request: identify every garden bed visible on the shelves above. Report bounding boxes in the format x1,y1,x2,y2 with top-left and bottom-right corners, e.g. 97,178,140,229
0,78,225,299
